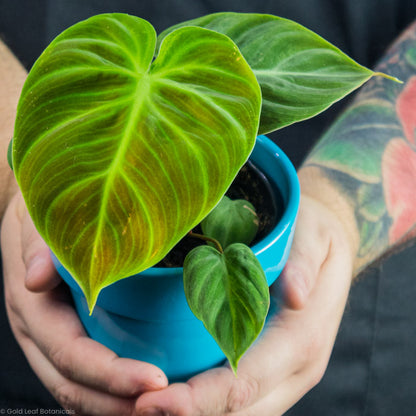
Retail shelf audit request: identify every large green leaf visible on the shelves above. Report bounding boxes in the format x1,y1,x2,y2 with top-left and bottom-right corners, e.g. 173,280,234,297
13,13,261,310
158,12,383,134
183,243,270,373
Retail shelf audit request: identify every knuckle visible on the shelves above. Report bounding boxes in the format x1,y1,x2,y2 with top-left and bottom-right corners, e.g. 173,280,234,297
54,382,82,415
4,289,29,339
21,228,48,269
21,232,37,263
106,371,126,396
226,376,259,413
308,361,327,390
295,330,330,387
50,345,75,380
4,287,17,317
303,341,331,391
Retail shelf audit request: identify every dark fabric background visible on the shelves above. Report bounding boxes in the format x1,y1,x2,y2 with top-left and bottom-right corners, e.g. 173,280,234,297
1,0,416,413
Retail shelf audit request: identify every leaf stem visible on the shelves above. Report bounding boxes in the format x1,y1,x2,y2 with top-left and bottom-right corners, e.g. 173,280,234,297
374,71,403,84
188,231,224,253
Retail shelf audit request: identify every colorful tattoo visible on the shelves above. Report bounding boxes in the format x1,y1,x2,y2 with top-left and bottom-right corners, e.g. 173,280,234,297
304,21,416,269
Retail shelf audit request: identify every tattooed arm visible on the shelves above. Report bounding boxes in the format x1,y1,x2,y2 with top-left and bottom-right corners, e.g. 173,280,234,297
300,20,416,275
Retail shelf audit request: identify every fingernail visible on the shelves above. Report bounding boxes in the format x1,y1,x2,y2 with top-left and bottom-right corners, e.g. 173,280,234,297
140,408,165,416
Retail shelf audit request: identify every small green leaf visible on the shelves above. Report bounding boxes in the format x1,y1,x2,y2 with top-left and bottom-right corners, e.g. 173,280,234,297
12,13,261,310
7,139,13,171
183,243,270,373
159,12,377,133
201,196,259,248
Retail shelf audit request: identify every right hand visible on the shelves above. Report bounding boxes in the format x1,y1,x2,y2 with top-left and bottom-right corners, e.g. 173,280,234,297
1,192,168,415
134,193,356,416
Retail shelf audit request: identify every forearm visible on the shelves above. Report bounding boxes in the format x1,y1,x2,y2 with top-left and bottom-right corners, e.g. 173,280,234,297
0,40,26,218
300,20,416,275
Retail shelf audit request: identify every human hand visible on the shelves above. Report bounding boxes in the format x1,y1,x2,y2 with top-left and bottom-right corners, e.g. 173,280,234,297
134,194,355,416
1,192,168,415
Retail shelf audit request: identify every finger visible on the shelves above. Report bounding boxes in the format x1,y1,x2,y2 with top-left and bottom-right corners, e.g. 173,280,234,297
279,196,342,310
136,221,353,416
2,198,168,397
135,319,310,415
233,255,353,416
230,373,313,416
19,335,137,416
18,281,169,397
15,193,61,291
232,358,330,416
135,317,313,416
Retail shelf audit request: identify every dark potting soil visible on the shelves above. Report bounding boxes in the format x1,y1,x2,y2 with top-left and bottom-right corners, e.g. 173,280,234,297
156,161,284,268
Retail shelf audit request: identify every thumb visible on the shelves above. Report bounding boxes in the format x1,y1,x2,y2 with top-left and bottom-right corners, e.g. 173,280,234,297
16,193,61,292
279,196,332,310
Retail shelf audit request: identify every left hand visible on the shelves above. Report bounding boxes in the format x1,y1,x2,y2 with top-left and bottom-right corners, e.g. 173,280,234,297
134,194,355,415
1,192,168,415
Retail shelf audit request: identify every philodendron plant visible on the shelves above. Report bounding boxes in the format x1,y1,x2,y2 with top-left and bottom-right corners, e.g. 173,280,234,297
9,12,398,373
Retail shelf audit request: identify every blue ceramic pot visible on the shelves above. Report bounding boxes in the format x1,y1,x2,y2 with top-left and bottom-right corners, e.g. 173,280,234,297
51,135,300,381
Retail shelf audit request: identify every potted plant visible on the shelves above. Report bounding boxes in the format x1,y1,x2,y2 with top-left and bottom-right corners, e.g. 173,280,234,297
8,12,398,381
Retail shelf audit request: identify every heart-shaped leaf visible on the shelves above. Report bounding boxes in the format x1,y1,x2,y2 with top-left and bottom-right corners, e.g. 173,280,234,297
183,243,270,373
201,196,259,248
158,12,381,133
12,13,261,310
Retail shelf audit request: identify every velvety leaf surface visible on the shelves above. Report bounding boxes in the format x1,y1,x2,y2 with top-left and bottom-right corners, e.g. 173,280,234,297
158,12,377,134
183,243,270,373
201,196,259,248
13,13,261,309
